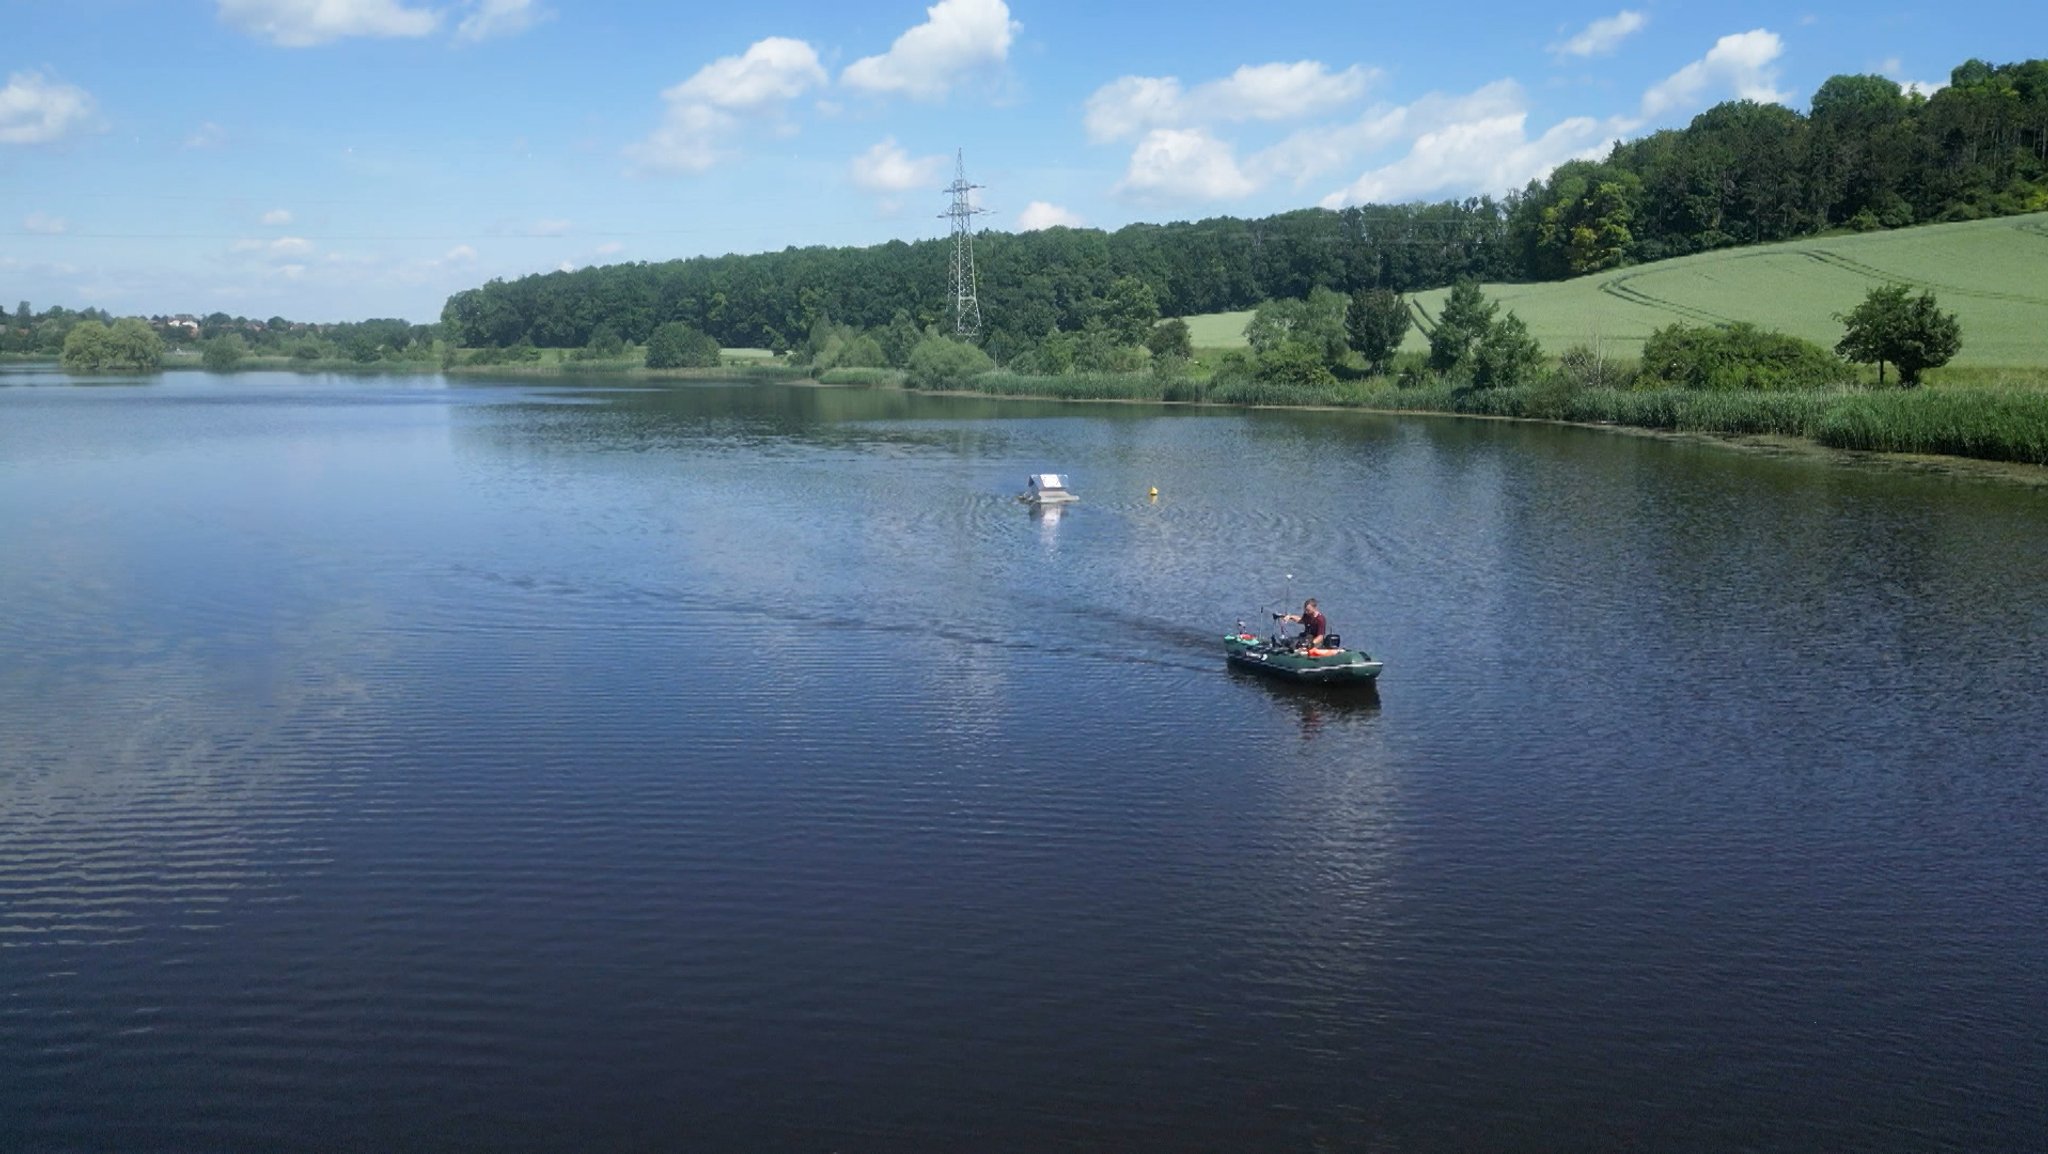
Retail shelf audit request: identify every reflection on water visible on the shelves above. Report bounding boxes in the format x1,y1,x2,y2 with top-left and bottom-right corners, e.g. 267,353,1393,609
2,370,2045,1152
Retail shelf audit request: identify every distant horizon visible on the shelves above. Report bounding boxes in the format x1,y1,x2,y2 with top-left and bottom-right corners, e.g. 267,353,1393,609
3,0,2026,322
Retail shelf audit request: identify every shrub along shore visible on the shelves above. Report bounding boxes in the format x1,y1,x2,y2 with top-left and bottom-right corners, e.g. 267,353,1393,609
23,343,2046,468
820,365,2048,468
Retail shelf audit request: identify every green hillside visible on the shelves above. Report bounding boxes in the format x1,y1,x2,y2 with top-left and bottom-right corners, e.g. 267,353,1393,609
1188,213,2048,367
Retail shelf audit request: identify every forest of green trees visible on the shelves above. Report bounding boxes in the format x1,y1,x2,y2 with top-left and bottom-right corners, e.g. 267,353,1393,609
1,304,439,365
440,59,2047,361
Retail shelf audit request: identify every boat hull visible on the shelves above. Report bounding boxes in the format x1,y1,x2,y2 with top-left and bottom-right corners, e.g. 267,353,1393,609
1223,633,1382,684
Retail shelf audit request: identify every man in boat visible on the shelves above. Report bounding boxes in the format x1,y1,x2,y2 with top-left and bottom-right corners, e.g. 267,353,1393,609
1277,598,1328,650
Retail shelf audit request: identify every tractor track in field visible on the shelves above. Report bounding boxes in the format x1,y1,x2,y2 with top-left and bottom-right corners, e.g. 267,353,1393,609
1801,247,2048,306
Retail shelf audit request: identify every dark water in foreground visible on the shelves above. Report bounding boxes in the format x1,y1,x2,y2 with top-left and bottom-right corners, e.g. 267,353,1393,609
3,369,2045,1151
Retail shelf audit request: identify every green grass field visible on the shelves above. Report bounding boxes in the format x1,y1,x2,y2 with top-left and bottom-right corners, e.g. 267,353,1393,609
1182,311,1256,347
1182,213,2048,368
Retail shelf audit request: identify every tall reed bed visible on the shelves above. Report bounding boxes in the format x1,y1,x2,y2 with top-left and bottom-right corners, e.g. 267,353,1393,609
885,369,2048,467
1811,389,2048,464
816,367,906,386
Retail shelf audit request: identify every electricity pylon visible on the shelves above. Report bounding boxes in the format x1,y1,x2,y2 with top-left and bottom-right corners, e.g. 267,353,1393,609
940,150,986,338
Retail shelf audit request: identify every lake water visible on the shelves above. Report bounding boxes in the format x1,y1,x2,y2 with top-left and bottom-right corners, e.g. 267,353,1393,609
3,368,2045,1151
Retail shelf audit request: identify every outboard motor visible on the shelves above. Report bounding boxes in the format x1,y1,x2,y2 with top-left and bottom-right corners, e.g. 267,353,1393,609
1324,633,1340,648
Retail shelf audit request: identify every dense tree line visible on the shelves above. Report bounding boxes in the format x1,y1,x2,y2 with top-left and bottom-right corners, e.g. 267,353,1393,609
60,319,165,372
441,198,1518,359
1515,60,2048,275
1,303,442,365
1,303,111,355
442,58,2045,360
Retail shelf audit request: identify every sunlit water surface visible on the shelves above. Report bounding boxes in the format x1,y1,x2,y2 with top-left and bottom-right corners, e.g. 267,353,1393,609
3,369,2044,1151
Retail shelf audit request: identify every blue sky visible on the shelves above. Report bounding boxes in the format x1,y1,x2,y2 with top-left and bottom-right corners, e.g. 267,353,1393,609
0,0,2023,322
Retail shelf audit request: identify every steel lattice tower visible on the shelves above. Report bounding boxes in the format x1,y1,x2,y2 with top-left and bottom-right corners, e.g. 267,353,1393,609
940,150,986,338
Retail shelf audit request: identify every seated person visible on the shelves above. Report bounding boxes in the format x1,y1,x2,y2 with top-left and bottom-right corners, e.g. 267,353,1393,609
1277,598,1328,649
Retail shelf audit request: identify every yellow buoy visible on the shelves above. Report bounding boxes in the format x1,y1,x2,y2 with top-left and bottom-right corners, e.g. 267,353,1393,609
1148,486,1159,500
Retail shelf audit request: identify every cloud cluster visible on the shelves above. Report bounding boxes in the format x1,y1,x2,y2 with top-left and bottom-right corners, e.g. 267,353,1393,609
1118,129,1259,201
217,0,547,46
1016,202,1083,231
233,236,316,257
1,71,97,145
1087,61,1379,202
456,0,548,42
216,0,440,46
1552,10,1648,60
1085,62,1377,143
1640,30,1786,118
626,38,828,174
628,0,1018,187
842,0,1019,99
1106,28,1799,208
849,138,946,193
1321,102,1607,207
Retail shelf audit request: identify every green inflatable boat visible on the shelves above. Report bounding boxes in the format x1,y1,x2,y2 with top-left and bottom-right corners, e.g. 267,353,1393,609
1224,628,1383,684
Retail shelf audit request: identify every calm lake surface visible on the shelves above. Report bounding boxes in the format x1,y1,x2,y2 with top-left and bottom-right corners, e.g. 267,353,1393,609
3,368,2045,1152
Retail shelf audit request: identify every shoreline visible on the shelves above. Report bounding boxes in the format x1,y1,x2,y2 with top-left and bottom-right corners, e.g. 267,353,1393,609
893,380,2048,488
11,357,2047,484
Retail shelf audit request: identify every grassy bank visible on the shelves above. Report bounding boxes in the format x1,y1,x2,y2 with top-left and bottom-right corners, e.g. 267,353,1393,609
163,353,444,374
907,367,2048,466
1183,212,2048,366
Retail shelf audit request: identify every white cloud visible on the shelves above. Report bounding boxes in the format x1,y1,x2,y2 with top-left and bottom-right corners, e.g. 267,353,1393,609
444,244,478,262
1211,62,1377,123
1321,109,1609,206
594,241,626,255
231,236,320,260
627,37,827,174
670,36,828,110
217,0,440,46
556,260,576,273
1640,30,1788,118
1257,80,1524,188
23,212,69,235
1552,11,1648,59
261,208,293,225
456,0,549,41
529,218,572,236
842,0,1019,99
850,138,946,193
1084,77,1185,144
1292,78,1642,207
1880,62,1947,98
1116,128,1259,202
626,103,732,174
1016,201,1083,230
0,72,97,145
184,121,228,149
1085,61,1375,143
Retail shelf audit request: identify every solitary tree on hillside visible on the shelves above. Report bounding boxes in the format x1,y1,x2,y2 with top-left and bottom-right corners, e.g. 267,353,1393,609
1097,276,1160,348
645,322,720,369
1835,283,1961,386
1346,287,1412,374
1428,281,1497,374
1145,317,1193,363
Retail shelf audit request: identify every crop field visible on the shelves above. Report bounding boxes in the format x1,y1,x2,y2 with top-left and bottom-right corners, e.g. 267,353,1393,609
1183,213,2048,367
1182,311,1256,348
